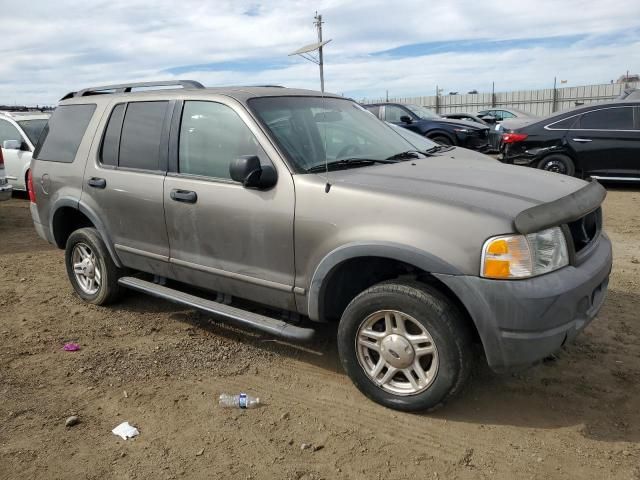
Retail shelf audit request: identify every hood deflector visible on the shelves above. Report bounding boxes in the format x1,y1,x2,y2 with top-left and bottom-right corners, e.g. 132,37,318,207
514,180,606,234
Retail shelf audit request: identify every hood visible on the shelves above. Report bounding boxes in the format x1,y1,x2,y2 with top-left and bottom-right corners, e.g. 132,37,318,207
329,154,588,223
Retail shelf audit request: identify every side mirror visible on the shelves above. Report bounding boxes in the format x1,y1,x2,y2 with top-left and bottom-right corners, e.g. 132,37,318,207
3,139,21,150
229,155,277,190
400,115,413,124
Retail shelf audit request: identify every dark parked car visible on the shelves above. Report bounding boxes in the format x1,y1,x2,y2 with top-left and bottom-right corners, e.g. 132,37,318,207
500,101,640,180
440,112,506,152
363,103,490,150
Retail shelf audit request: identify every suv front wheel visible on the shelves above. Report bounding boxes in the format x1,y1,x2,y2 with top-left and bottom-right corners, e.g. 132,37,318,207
337,280,472,411
65,227,122,305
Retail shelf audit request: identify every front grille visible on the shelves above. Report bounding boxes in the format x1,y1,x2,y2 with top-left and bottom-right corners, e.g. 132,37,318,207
568,207,602,253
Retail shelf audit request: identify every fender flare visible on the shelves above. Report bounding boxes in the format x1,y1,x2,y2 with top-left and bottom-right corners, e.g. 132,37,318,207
307,242,461,321
49,197,123,267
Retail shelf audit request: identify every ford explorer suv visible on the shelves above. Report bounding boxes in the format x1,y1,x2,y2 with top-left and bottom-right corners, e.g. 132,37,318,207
30,80,612,412
0,111,50,191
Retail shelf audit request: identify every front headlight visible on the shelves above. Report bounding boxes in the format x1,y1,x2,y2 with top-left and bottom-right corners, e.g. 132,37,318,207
481,227,569,279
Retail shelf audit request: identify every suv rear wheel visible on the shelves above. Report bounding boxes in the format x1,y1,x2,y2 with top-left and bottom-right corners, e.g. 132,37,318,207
65,227,122,305
337,280,472,411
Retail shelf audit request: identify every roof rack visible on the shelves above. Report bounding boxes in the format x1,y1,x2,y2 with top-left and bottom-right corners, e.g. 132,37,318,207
60,80,205,101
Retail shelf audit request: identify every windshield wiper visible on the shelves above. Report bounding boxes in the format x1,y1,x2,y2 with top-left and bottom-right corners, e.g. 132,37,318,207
385,150,423,160
424,145,455,154
306,158,396,173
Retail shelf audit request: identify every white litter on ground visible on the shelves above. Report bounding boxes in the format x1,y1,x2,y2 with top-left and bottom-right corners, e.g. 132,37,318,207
112,422,139,440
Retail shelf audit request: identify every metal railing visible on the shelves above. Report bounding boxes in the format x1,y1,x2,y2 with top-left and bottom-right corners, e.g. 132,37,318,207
362,81,639,116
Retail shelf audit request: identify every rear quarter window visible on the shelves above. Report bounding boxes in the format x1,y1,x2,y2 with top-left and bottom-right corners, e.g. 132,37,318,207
33,104,96,162
546,116,580,130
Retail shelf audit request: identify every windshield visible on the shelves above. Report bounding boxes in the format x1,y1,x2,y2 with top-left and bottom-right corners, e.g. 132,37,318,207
405,104,440,120
249,96,418,172
17,119,48,144
386,123,439,150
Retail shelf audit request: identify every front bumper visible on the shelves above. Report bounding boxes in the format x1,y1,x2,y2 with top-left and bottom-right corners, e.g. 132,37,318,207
435,233,612,372
456,130,491,151
0,182,12,201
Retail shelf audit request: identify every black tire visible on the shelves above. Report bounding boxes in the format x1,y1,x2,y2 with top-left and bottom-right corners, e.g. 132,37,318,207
429,134,454,146
337,280,473,412
537,154,575,176
65,227,122,305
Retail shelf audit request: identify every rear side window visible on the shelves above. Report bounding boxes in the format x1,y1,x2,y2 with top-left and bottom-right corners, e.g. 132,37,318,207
547,116,579,130
118,101,168,170
100,104,125,166
179,101,266,179
579,107,633,130
34,104,96,162
0,120,23,144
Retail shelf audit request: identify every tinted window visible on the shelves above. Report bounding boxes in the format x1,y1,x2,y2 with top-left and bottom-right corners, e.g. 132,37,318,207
34,104,96,162
500,111,515,119
580,107,633,130
0,119,22,144
547,116,579,129
17,119,47,144
384,105,408,122
179,101,266,179
119,101,168,170
100,104,125,166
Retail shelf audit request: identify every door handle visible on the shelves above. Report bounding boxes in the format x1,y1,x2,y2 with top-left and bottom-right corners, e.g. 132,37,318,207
87,177,106,188
170,189,197,203
572,138,593,143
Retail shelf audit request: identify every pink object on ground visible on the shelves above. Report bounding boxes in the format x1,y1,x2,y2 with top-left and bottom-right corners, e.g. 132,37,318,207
63,343,81,352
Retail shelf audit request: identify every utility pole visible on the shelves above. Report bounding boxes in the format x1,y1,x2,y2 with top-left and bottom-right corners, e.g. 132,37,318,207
491,81,496,107
552,76,558,113
314,13,325,92
289,13,332,92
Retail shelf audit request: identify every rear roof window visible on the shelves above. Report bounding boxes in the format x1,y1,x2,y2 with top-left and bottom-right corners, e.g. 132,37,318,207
34,104,96,162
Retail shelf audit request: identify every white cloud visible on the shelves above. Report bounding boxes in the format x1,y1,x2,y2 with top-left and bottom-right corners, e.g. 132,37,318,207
1,0,639,105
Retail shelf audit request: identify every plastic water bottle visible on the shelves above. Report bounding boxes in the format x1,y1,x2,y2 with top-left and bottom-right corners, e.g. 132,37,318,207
219,393,260,409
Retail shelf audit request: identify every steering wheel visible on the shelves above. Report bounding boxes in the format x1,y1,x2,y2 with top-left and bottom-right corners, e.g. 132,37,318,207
336,144,362,159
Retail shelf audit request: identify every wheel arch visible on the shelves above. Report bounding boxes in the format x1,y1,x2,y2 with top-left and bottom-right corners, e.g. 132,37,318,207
308,243,482,345
425,129,456,145
310,244,456,313
50,199,122,267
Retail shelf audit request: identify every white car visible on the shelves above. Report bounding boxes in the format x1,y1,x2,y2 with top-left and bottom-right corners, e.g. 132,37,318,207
0,111,50,191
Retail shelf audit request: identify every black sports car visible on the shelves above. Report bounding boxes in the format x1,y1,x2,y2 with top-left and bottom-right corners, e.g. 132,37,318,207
499,101,640,180
363,102,490,151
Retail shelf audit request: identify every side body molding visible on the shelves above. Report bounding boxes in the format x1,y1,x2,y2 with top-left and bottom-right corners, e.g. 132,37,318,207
306,242,461,322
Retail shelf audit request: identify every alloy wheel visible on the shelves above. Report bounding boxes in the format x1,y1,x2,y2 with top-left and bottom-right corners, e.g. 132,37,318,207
355,310,439,396
71,242,101,295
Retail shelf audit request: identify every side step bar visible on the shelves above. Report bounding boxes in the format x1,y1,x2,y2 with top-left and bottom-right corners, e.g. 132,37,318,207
118,277,315,342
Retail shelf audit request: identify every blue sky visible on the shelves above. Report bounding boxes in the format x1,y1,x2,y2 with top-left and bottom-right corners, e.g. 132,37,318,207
2,0,639,105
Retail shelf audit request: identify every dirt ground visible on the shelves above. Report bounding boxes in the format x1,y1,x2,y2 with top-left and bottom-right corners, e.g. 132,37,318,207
1,187,639,480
